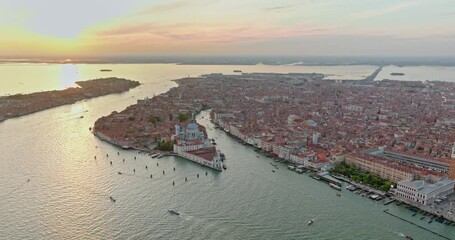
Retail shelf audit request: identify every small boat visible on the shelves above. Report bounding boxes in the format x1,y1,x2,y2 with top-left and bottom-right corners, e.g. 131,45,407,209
168,209,180,215
295,168,304,174
307,219,315,225
420,216,425,220
100,69,112,72
118,171,122,175
288,165,295,171
329,183,342,191
272,169,275,173
233,70,242,73
109,196,116,202
336,193,341,197
404,235,414,240
310,175,321,180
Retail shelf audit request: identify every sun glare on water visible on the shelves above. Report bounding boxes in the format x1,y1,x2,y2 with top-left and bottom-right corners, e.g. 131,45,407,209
59,64,80,89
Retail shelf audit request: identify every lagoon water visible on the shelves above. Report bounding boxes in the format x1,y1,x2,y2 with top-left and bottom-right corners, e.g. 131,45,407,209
0,63,454,239
376,65,455,82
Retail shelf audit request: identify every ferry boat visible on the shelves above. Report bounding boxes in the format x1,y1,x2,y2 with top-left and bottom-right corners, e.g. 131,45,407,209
329,183,342,191
168,209,180,215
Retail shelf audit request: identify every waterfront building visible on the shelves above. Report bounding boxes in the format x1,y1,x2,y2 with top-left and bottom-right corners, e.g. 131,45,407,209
290,151,315,165
306,157,332,171
173,121,222,171
396,178,455,205
345,154,415,183
365,148,449,172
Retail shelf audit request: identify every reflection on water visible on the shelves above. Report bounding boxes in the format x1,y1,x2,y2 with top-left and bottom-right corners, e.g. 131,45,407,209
59,64,79,89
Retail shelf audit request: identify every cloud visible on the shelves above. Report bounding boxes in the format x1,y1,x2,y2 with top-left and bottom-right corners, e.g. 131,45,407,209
97,21,332,45
353,1,427,20
264,5,293,11
136,0,216,15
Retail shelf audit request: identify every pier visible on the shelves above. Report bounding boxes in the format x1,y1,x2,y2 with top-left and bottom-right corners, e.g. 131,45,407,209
316,171,342,186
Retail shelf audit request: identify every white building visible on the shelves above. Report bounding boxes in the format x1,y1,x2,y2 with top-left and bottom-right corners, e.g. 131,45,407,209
173,121,222,171
396,178,455,205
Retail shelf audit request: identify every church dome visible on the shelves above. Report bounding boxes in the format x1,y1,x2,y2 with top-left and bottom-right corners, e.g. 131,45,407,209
187,122,198,131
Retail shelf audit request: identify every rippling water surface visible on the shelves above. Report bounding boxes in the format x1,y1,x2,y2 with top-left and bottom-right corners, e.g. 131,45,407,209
0,64,454,240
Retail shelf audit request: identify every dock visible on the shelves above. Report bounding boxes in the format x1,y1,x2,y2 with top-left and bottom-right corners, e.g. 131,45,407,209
317,172,342,186
383,199,396,205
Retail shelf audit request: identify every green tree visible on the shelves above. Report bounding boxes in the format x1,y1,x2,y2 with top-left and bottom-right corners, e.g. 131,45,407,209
178,113,189,122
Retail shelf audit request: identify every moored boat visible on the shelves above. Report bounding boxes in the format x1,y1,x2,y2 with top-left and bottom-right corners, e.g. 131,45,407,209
168,209,180,215
329,183,341,191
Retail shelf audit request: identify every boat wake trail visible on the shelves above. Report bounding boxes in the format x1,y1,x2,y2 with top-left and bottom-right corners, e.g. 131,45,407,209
180,212,194,221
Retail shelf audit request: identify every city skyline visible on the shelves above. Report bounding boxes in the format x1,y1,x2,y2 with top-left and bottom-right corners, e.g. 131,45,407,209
1,0,455,58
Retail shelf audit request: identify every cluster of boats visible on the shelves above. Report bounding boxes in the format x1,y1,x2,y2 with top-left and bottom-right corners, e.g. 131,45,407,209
346,185,384,201
287,165,308,174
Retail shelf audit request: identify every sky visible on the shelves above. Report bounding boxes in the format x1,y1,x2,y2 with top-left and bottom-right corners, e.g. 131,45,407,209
1,0,455,58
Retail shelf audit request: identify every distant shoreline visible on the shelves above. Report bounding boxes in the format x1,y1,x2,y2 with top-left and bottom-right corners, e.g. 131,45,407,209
2,57,455,67
0,77,140,123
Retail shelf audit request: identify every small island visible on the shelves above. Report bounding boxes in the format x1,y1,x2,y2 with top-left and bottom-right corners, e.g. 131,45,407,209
0,77,140,122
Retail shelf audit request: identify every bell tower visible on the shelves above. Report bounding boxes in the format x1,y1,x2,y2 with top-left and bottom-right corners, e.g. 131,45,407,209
450,143,455,180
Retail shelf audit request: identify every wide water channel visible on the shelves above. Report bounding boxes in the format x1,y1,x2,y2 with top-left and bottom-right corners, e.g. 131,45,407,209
0,64,454,239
